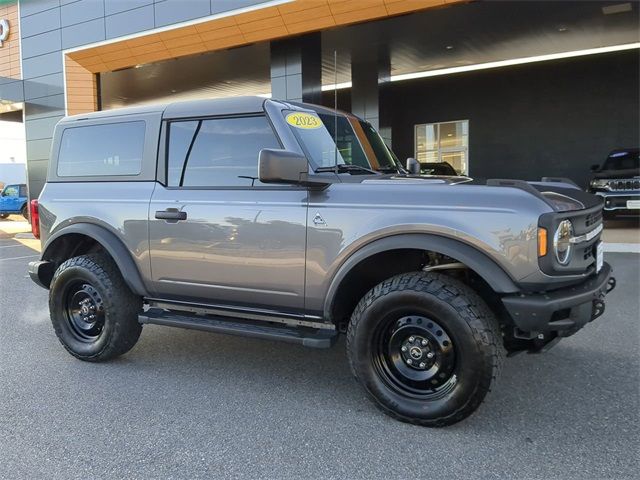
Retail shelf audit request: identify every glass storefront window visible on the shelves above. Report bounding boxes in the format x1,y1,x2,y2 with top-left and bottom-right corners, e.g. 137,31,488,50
414,120,469,174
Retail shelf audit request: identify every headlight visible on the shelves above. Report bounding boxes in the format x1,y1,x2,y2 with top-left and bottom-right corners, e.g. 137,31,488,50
553,220,573,265
590,179,609,189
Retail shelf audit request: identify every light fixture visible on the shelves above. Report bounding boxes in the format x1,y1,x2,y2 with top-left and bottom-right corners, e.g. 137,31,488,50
602,3,632,15
321,43,640,91
390,42,640,82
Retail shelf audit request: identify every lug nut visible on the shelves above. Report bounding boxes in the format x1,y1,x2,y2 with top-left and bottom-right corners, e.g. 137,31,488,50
421,339,428,346
401,346,407,352
409,336,415,343
426,352,435,359
90,305,96,311
89,315,95,320
419,362,426,368
406,359,413,365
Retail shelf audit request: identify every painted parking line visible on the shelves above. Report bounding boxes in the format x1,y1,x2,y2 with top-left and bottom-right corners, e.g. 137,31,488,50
604,243,640,253
0,254,39,262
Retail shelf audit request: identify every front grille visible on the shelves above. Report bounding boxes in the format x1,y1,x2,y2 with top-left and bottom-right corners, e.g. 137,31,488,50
607,179,640,191
585,210,602,228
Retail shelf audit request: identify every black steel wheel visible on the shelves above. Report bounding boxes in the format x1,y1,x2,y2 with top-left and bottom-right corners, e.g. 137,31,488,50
373,315,457,399
63,281,105,342
49,254,142,362
347,271,504,427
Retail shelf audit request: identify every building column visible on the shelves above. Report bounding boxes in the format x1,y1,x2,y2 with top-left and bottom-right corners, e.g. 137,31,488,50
351,48,391,141
270,32,321,104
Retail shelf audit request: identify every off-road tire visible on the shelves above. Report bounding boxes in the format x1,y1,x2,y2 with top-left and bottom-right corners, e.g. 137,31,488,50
49,253,142,362
21,204,29,220
0,213,8,219
347,271,504,427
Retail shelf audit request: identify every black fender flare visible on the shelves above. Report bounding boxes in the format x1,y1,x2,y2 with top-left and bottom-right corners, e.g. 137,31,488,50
42,223,149,296
323,233,520,320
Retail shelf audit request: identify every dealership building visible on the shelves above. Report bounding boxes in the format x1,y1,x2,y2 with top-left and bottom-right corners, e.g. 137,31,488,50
0,0,638,197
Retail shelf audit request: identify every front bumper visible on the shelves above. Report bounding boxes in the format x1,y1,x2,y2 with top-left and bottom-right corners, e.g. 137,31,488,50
502,262,616,338
594,192,640,211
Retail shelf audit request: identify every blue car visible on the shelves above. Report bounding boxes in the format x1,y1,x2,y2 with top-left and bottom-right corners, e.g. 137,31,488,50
0,183,29,219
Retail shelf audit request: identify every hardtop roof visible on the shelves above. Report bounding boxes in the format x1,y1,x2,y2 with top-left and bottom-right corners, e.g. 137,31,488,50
60,96,270,124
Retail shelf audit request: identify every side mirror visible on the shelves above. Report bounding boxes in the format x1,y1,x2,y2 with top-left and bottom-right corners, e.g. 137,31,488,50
259,149,311,186
590,164,600,172
406,157,420,175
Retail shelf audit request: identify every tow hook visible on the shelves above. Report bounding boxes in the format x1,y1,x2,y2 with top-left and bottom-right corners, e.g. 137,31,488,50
606,277,616,294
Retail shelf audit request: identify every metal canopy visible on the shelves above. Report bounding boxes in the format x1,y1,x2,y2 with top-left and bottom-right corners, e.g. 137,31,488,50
100,1,639,109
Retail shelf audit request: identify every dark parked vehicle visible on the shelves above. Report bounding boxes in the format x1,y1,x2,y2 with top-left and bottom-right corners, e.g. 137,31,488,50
589,148,640,216
29,97,615,427
0,183,28,219
420,161,458,176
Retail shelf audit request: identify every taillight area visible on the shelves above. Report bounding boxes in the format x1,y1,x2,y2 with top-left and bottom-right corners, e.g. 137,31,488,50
30,199,40,239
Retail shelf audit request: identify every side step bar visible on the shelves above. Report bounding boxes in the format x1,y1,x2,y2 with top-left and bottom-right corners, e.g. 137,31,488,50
139,309,337,348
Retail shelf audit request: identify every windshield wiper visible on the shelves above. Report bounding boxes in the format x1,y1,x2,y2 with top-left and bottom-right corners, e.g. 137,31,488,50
315,164,379,175
375,166,401,174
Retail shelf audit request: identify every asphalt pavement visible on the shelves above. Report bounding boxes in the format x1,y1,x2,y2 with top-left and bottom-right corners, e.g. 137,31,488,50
0,232,638,479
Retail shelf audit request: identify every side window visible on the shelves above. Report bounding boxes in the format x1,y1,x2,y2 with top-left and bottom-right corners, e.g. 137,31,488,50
57,121,146,177
2,185,18,197
167,116,280,187
19,185,27,197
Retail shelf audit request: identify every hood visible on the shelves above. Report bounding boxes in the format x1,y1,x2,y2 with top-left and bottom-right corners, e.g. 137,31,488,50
360,174,473,186
360,174,599,212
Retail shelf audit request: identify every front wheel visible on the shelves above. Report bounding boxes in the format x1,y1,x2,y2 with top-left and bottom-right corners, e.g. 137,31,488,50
347,272,504,427
49,254,143,362
21,204,29,220
0,213,9,219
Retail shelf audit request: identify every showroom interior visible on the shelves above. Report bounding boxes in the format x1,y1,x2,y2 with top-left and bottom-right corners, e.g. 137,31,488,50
0,0,638,198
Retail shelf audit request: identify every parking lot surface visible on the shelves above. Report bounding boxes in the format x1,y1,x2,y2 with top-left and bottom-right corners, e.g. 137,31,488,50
0,230,638,479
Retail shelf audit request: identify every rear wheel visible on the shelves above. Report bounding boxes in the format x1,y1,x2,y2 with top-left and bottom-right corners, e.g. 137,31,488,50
21,204,28,220
0,213,8,219
49,254,142,361
347,271,504,427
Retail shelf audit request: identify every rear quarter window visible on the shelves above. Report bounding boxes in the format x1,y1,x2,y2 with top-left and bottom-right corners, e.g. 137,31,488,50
57,121,146,177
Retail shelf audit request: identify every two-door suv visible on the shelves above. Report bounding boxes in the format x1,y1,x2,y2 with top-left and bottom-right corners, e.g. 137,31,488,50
29,97,615,426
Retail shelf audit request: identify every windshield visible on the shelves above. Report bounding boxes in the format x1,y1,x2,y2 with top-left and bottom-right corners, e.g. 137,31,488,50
283,110,345,168
601,150,639,171
284,109,400,173
357,120,399,171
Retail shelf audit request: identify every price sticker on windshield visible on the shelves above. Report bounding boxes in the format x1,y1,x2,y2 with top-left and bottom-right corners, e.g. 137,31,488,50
286,112,323,130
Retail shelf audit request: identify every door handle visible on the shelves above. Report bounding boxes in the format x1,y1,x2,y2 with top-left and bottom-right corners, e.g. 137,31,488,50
155,209,187,221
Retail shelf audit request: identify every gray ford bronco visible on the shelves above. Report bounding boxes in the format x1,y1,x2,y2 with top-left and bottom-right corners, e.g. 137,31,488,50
29,97,616,427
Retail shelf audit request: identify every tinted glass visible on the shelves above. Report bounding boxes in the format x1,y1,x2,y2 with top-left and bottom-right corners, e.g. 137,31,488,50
2,185,18,197
19,185,27,197
283,110,345,169
57,121,145,177
602,150,640,171
358,120,399,171
167,121,199,186
317,114,368,168
174,116,280,187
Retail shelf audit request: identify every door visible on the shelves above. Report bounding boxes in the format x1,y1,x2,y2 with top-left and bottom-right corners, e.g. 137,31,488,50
149,115,308,312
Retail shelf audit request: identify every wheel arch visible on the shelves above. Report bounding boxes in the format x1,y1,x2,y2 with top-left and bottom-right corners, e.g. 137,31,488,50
41,223,148,296
323,233,519,323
